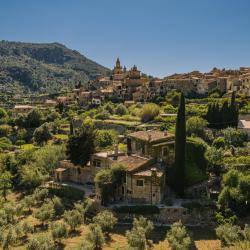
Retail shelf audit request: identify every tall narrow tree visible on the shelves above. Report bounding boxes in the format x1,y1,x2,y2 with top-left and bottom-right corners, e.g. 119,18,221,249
174,93,186,197
230,91,238,127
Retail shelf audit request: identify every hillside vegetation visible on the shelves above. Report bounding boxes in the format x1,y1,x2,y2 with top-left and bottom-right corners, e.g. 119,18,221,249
0,41,110,93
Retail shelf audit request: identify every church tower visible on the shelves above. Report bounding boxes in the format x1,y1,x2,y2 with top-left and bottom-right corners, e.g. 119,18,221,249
113,57,123,75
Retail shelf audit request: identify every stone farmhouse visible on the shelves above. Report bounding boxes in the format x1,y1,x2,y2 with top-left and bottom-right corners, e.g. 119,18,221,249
55,130,175,205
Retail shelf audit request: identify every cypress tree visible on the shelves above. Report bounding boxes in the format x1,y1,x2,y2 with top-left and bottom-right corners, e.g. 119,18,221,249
174,92,186,197
221,100,229,127
230,91,238,127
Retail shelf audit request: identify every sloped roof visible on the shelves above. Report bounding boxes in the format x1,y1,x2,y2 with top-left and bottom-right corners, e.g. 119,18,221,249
113,155,152,172
128,130,174,143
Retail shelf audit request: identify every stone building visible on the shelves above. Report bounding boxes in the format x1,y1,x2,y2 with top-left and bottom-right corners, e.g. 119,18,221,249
55,130,175,205
93,130,175,204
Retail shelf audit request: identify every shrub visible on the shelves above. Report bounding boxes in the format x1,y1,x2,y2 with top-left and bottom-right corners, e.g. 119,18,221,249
52,196,65,216
166,221,192,250
26,233,55,250
95,110,110,120
115,104,128,116
212,137,225,149
50,221,68,242
95,129,118,148
133,216,154,238
34,200,55,225
63,209,83,232
126,226,147,250
86,224,104,250
216,223,241,246
186,116,208,137
0,124,12,137
93,210,117,235
140,103,160,122
222,128,248,148
16,140,26,146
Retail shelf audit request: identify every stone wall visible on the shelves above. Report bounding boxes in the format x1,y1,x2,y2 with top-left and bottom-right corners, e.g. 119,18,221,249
113,206,215,226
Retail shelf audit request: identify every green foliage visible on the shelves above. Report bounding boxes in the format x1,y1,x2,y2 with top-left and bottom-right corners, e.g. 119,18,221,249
0,226,17,250
212,137,225,149
50,221,68,242
33,122,52,145
132,216,154,238
126,226,147,250
95,110,110,120
222,127,247,148
216,223,241,246
93,210,117,235
166,221,192,250
0,124,12,137
115,104,128,116
95,129,118,148
173,93,186,196
86,223,105,250
67,124,95,166
218,170,250,216
186,116,208,137
34,200,55,224
26,109,43,128
205,146,224,175
140,103,160,122
0,107,8,120
214,208,238,225
206,92,238,128
0,137,13,150
63,209,83,232
49,185,85,202
20,144,66,188
163,104,177,114
26,233,55,250
165,90,180,107
51,196,65,216
94,164,125,205
0,171,13,200
0,41,110,92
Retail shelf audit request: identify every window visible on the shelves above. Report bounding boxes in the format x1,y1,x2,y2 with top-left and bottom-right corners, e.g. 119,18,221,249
93,159,101,168
136,179,144,187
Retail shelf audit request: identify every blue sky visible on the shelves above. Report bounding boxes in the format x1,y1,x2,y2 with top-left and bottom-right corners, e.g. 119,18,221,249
1,0,250,77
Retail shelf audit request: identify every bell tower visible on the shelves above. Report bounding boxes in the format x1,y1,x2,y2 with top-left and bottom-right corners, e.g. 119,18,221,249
113,57,123,75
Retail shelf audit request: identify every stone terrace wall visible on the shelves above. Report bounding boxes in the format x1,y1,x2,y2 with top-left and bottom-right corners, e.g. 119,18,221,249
113,206,215,226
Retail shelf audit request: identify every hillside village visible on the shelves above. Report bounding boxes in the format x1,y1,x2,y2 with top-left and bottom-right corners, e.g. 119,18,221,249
0,55,250,250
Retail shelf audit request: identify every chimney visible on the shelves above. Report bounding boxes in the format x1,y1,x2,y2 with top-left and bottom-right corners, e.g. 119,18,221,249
114,144,119,160
151,168,157,179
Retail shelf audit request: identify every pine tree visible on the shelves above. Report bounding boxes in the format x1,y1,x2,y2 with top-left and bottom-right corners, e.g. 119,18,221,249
174,93,186,197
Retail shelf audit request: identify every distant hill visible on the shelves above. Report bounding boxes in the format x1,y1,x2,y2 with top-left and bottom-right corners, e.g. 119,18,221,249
0,41,110,93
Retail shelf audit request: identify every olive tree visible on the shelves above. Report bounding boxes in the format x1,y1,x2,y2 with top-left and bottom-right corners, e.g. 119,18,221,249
166,221,192,250
50,221,68,243
86,223,104,250
63,209,83,232
93,210,117,236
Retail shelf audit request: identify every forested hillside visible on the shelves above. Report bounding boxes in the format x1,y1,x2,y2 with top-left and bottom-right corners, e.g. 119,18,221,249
0,41,110,93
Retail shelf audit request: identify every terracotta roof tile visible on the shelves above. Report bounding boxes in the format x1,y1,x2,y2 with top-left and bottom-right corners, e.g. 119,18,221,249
113,155,152,172
128,130,174,142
